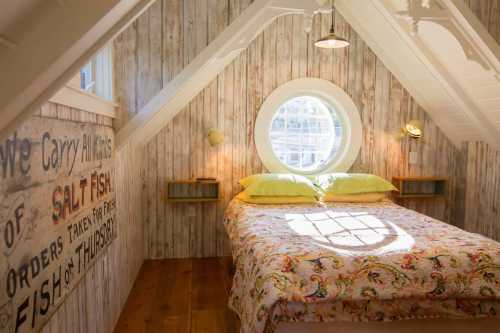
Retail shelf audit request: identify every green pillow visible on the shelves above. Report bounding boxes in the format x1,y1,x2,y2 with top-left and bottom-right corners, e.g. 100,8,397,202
315,173,397,195
241,173,321,197
239,174,263,188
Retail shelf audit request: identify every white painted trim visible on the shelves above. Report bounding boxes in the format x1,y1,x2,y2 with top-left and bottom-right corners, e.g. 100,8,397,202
444,0,500,75
335,0,459,145
254,78,362,175
116,0,327,148
334,0,500,149
50,85,117,118
67,73,82,89
0,0,155,141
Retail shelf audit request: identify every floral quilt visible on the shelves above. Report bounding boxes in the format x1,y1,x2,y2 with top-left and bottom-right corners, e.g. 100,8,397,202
224,199,500,333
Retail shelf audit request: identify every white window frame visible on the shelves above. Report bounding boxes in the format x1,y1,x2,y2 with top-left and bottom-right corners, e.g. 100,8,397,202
49,45,116,118
255,78,362,175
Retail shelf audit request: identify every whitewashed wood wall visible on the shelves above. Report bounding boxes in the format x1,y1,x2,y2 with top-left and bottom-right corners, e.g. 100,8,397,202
113,0,254,130
35,103,144,333
111,0,500,259
114,2,460,259
455,1,500,242
455,143,500,242
464,0,500,43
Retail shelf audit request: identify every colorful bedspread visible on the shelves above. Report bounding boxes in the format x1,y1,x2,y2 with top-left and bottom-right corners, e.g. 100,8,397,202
224,199,500,333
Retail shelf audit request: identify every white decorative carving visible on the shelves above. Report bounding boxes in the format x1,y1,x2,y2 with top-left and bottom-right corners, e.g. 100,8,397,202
396,0,490,70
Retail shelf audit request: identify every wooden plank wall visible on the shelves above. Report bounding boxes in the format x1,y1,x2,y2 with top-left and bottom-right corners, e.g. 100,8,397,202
35,103,144,333
111,0,500,260
113,0,254,130
454,1,500,241
127,11,460,259
463,0,500,44
457,142,500,241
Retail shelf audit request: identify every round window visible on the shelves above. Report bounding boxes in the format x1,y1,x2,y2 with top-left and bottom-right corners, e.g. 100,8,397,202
255,78,362,175
269,96,343,172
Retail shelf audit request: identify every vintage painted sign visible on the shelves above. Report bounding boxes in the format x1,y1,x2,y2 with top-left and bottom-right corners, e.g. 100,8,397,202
0,114,116,333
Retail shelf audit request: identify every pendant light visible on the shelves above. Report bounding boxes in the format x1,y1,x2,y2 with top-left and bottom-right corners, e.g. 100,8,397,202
314,0,349,49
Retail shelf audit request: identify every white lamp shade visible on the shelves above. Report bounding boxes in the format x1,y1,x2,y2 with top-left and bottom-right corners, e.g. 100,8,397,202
315,33,350,49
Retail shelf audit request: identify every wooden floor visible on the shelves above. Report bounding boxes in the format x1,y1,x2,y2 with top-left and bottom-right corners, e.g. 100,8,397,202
114,258,240,333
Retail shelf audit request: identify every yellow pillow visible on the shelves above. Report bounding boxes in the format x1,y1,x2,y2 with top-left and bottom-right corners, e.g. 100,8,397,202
240,173,321,197
321,192,387,203
236,192,317,204
315,173,397,195
239,174,260,188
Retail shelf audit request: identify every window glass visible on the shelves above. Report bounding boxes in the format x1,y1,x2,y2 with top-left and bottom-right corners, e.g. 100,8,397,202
79,44,113,101
269,96,343,172
254,78,362,175
80,62,93,91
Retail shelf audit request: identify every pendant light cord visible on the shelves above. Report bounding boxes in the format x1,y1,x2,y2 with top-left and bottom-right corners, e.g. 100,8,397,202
330,0,335,33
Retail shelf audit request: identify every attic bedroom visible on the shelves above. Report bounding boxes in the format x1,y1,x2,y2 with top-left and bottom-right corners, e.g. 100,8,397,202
0,0,499,332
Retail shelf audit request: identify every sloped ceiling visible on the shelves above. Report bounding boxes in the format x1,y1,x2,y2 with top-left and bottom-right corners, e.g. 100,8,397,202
0,0,43,40
2,0,498,150
115,0,329,147
0,0,155,140
116,0,500,150
336,0,500,148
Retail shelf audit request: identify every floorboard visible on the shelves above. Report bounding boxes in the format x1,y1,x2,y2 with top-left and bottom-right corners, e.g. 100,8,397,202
114,258,239,333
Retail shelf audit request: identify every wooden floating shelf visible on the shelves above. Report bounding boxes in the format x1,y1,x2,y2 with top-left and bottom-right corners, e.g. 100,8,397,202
166,179,220,203
392,176,447,199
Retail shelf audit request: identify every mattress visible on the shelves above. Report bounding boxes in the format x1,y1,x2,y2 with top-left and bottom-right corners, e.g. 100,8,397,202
224,199,500,333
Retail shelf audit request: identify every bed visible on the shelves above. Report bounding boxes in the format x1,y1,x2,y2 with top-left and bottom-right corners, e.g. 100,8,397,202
224,198,500,333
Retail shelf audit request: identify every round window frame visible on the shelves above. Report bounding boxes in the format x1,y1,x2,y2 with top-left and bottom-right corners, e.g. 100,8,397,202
255,78,362,176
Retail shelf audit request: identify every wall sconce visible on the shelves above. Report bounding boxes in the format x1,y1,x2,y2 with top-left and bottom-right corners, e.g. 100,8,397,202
392,120,423,141
207,128,224,147
404,120,423,139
